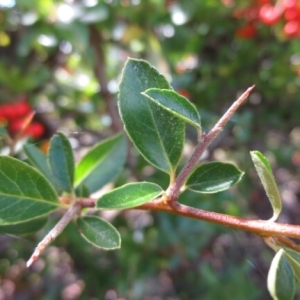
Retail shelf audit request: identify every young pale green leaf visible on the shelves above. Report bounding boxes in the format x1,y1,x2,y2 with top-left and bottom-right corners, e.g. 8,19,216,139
0,217,48,235
75,133,126,194
142,88,201,133
185,162,244,193
250,151,282,221
119,58,185,175
268,249,295,300
97,182,163,210
0,156,61,225
24,144,61,193
282,248,300,283
48,132,75,193
77,215,120,249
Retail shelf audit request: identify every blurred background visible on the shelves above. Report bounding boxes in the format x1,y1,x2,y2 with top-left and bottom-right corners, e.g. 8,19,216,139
1,0,300,299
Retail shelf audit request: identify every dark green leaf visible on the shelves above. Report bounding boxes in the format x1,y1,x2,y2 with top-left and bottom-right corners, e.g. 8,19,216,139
76,184,90,198
75,133,126,194
267,249,295,300
119,58,185,176
24,144,61,193
0,217,48,235
283,248,300,283
77,216,120,249
48,132,75,193
142,88,201,132
97,182,163,210
0,156,61,224
186,162,244,193
250,151,282,221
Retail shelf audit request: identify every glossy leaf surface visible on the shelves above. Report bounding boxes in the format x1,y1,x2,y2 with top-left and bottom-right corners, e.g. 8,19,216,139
24,144,61,193
0,156,61,224
119,58,185,175
77,215,120,249
250,151,282,221
142,88,201,132
0,217,48,235
186,162,244,193
267,249,295,300
283,248,300,283
97,182,163,210
48,132,75,193
75,133,126,193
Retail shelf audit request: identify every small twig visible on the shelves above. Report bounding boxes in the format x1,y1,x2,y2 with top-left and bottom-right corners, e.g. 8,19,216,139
89,25,122,132
166,86,255,202
273,236,300,252
26,203,82,267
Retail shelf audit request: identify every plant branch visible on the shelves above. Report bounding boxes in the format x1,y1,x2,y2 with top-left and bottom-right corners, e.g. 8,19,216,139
26,203,82,268
166,86,255,202
75,196,300,240
89,25,122,132
138,200,300,240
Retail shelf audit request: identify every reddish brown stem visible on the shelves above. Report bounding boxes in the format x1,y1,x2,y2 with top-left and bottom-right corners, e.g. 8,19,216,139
137,200,300,239
75,197,300,240
166,86,255,202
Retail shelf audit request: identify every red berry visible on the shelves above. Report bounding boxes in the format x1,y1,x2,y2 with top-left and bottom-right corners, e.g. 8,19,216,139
283,20,300,37
236,23,257,38
8,118,25,134
14,101,32,118
257,0,272,5
283,0,298,9
1,104,18,120
24,122,45,139
284,7,300,20
259,4,282,25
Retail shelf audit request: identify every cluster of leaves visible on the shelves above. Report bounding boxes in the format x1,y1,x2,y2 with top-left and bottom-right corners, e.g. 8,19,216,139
0,131,126,243
1,0,300,298
0,58,243,244
1,58,300,299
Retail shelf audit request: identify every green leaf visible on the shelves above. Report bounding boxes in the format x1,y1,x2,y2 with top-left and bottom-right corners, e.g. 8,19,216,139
24,144,61,193
76,184,90,198
250,151,282,221
48,132,75,194
97,182,163,210
119,58,185,176
282,248,300,283
142,88,201,132
77,216,120,249
75,133,126,194
0,217,48,235
0,156,61,225
267,249,295,300
185,162,244,193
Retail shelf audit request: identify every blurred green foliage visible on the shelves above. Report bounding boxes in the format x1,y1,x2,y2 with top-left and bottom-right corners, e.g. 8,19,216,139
1,0,300,299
